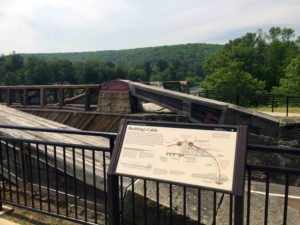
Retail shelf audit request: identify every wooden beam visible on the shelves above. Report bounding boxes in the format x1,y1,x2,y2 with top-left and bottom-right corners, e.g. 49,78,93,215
59,87,64,109
129,82,227,124
6,89,12,106
40,88,45,108
23,89,28,107
84,88,91,111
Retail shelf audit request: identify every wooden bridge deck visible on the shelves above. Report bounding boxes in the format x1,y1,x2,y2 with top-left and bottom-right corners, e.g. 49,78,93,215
0,104,110,192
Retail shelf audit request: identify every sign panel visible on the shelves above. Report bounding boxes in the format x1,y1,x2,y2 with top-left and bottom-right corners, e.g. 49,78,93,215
113,120,247,194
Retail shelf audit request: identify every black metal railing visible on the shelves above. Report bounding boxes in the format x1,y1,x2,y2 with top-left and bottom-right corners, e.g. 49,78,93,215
195,90,300,116
1,125,300,225
0,125,116,225
246,144,300,225
112,144,300,225
115,176,236,225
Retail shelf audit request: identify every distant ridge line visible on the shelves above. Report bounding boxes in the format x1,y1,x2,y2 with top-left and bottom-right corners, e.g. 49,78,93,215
20,43,223,66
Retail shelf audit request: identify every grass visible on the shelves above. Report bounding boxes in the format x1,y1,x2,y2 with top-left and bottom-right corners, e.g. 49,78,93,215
0,205,78,225
249,106,300,113
249,107,300,119
275,116,300,120
0,186,96,225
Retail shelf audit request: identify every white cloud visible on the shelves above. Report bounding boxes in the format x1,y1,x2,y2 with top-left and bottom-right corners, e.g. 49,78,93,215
0,0,300,54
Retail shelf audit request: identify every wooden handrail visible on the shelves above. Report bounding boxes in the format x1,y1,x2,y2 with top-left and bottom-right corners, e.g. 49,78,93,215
0,84,101,89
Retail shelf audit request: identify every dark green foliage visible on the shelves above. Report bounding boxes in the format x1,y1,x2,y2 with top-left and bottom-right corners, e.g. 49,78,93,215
2,27,300,97
272,55,300,96
24,57,51,85
203,27,300,93
1,51,25,85
202,61,265,93
49,58,76,84
20,43,223,67
1,43,221,85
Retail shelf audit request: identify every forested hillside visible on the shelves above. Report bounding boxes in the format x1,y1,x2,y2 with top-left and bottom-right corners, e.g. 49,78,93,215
20,43,223,67
202,27,300,95
0,43,222,86
1,27,300,96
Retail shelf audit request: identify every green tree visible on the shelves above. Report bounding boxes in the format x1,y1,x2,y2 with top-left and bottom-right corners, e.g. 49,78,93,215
0,55,6,84
204,27,299,91
49,58,75,84
156,59,169,72
204,32,268,83
264,27,299,89
268,27,282,41
5,51,24,72
185,76,202,87
3,70,24,85
127,68,146,82
141,61,153,81
272,55,300,96
24,57,51,85
82,59,105,83
202,62,265,93
73,61,85,83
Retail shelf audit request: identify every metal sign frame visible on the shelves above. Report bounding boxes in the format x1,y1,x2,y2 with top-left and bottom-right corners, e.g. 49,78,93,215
108,119,247,225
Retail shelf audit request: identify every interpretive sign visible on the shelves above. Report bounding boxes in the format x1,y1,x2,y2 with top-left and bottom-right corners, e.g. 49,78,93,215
110,120,247,195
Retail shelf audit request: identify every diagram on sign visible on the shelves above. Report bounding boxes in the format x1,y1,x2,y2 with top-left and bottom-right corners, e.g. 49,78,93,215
165,140,229,185
116,124,237,191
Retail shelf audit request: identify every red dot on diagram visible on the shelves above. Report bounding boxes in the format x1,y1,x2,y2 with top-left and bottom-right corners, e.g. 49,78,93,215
188,142,193,146
177,141,182,146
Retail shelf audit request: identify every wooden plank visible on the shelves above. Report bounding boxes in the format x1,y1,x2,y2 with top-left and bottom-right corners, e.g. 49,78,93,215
58,87,64,108
84,88,91,111
23,89,28,107
6,89,12,106
39,88,45,108
80,114,96,130
129,82,227,123
0,84,100,89
0,105,109,191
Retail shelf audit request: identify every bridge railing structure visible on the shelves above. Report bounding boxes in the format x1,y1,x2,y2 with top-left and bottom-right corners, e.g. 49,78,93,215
0,84,101,111
0,81,190,112
196,90,300,116
0,124,299,224
0,125,117,225
112,144,300,225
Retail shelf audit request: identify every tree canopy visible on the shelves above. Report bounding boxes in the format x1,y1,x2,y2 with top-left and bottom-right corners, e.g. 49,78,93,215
272,55,300,96
202,27,300,94
1,27,300,97
202,61,265,93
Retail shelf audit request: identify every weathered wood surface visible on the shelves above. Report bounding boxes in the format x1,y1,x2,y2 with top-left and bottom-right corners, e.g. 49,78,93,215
129,82,280,138
20,108,188,132
0,105,110,191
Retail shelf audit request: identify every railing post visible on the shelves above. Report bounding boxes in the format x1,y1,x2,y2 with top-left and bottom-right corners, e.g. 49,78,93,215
205,90,208,98
271,95,274,112
234,195,244,225
107,174,120,225
40,88,45,108
286,96,289,117
6,89,12,106
59,87,64,109
236,93,240,106
84,88,91,111
53,88,58,104
23,89,28,107
0,139,2,211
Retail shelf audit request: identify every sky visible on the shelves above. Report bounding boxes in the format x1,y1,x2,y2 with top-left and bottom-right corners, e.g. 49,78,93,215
1,0,300,55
